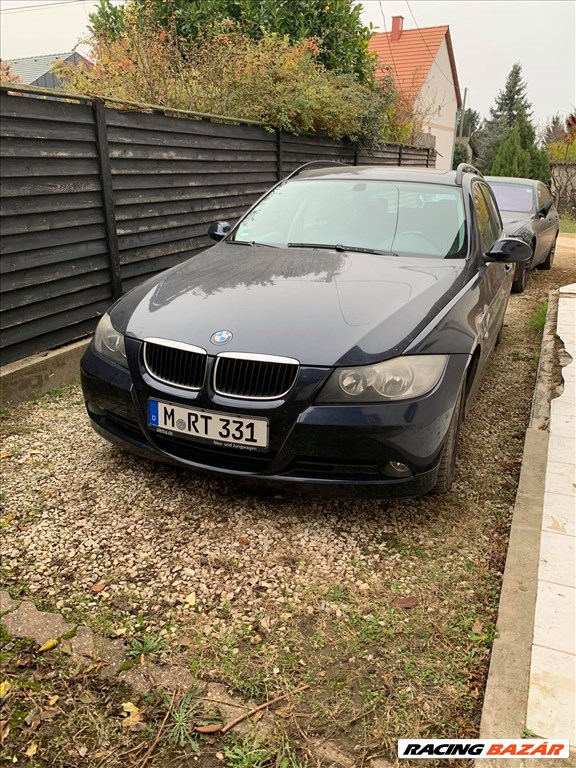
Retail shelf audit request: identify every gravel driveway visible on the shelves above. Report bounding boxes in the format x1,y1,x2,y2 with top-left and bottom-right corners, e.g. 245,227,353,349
1,235,575,764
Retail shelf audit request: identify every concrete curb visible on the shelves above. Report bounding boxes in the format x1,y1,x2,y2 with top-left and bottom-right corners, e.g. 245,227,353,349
0,338,90,407
478,289,575,767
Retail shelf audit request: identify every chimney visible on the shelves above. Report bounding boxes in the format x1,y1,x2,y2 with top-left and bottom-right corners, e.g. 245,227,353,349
391,16,404,42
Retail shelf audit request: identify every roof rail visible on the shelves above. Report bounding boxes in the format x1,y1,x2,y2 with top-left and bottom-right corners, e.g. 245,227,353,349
285,160,350,180
455,163,483,185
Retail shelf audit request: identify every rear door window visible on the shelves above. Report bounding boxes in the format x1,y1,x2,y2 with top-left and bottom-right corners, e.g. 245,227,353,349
472,183,499,252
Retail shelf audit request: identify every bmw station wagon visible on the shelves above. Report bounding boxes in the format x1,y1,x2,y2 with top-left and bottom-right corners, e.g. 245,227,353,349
80,163,530,498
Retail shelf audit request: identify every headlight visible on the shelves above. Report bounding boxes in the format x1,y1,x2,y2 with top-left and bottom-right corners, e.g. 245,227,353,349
514,227,532,244
94,312,128,367
317,355,448,403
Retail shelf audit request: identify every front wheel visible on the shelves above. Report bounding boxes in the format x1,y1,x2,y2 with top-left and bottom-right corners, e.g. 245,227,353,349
512,262,529,294
431,384,465,494
538,235,557,270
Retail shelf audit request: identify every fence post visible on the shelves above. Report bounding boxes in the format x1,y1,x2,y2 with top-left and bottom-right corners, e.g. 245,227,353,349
276,128,283,181
398,144,403,167
93,100,123,301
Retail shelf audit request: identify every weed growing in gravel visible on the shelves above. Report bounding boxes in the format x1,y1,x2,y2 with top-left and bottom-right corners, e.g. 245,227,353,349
224,735,308,768
325,585,350,603
163,689,203,752
511,351,531,362
32,384,77,405
127,632,168,659
530,300,548,333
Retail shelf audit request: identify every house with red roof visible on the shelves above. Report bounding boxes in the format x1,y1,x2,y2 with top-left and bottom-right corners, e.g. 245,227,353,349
369,17,461,170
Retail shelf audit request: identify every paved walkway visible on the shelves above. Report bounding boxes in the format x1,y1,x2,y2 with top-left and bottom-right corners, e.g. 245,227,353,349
480,263,576,762
526,282,576,745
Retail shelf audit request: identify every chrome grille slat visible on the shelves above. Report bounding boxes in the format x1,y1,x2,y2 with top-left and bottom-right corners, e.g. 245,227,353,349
214,354,299,400
143,340,207,390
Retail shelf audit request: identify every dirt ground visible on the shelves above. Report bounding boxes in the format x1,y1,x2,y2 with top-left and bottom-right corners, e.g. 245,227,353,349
1,234,575,767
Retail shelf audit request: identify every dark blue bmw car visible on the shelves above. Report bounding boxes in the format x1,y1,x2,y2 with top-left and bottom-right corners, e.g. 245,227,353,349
80,163,530,497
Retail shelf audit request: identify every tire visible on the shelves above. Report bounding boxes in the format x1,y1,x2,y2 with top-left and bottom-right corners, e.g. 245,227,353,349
511,262,529,294
538,235,557,270
431,384,465,495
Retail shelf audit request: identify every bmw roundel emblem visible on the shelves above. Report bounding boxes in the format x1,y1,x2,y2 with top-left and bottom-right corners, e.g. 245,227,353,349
210,329,233,345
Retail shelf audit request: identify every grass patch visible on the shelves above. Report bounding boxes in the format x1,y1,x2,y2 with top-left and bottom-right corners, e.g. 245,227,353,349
559,218,576,234
224,735,308,768
530,300,548,333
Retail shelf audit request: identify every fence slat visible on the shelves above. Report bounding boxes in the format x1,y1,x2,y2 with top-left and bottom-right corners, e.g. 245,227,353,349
94,101,123,301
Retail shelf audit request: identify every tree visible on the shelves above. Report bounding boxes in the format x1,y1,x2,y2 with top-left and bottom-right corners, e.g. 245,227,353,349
0,60,21,83
60,12,396,144
88,0,126,41
544,113,568,145
488,110,550,183
452,141,468,170
489,62,532,127
88,0,376,83
489,125,531,178
475,114,510,173
456,107,480,138
476,63,538,174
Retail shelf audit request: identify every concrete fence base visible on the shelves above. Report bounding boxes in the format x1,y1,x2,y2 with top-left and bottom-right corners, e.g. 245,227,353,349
0,338,90,408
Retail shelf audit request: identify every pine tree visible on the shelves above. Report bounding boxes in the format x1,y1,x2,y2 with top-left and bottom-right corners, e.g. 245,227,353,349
489,62,532,127
456,107,481,137
475,115,510,172
452,142,468,170
489,126,531,178
477,64,538,174
516,109,550,183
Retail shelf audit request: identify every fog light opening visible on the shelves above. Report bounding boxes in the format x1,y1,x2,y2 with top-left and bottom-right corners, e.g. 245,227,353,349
384,460,412,478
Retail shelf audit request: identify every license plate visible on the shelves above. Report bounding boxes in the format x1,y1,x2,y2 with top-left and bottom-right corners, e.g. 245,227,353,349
147,399,269,451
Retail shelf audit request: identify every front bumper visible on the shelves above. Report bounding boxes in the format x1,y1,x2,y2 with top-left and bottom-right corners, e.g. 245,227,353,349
81,340,470,498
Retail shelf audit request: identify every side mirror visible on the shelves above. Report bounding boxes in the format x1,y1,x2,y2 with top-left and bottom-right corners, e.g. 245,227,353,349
538,201,552,218
208,221,232,242
484,237,532,264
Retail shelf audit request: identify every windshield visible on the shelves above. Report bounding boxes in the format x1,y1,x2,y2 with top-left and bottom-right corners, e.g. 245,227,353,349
489,182,534,214
231,179,467,258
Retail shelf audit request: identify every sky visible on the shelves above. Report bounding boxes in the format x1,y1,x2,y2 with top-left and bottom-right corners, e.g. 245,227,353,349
0,0,574,131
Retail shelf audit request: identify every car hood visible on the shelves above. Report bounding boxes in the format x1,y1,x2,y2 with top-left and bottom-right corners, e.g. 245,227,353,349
500,210,532,232
112,243,470,366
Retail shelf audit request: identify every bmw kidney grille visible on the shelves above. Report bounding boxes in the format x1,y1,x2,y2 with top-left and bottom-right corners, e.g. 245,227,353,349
143,341,298,399
143,339,207,390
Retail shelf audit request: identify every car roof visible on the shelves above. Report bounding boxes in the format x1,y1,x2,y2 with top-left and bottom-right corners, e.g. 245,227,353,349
484,176,539,187
293,165,464,186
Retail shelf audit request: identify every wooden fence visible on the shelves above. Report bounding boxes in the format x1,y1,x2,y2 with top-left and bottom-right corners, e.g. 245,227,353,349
0,85,434,365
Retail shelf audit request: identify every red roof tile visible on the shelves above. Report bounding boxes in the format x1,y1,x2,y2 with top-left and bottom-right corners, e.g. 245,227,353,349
369,25,461,108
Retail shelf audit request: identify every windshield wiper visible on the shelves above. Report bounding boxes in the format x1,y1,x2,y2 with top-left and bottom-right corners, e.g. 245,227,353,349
287,242,397,256
229,240,278,248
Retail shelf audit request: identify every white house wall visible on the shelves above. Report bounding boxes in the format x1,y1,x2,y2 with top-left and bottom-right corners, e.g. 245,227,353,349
417,38,458,170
